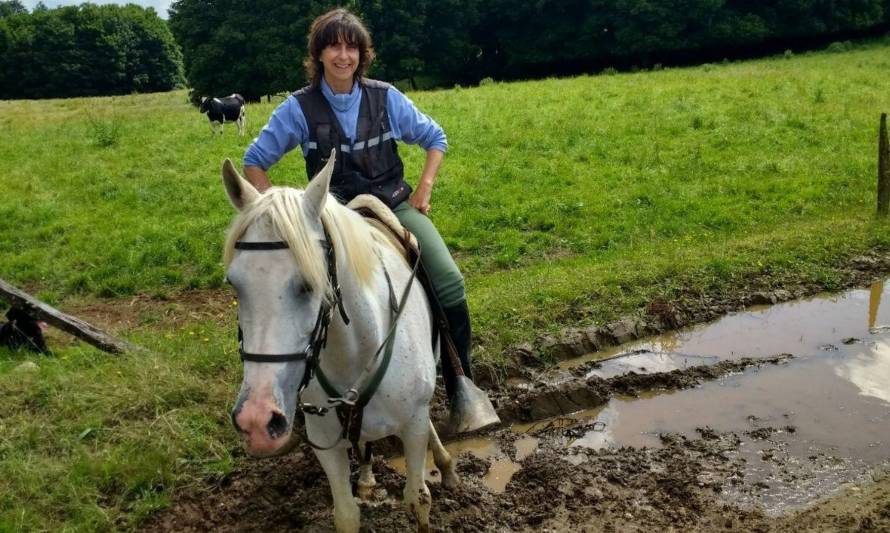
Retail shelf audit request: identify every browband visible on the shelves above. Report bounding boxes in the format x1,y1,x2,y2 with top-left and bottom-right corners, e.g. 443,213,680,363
234,241,289,250
234,240,331,250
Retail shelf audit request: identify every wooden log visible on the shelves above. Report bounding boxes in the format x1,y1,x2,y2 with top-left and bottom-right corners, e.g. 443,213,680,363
0,278,142,354
878,113,889,216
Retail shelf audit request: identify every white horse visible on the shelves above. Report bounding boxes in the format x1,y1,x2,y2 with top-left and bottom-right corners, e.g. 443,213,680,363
222,152,458,533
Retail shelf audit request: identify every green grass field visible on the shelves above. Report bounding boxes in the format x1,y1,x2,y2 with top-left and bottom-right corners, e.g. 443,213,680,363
2,39,890,530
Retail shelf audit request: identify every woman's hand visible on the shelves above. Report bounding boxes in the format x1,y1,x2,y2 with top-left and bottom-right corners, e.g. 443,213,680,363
411,149,444,216
409,182,433,215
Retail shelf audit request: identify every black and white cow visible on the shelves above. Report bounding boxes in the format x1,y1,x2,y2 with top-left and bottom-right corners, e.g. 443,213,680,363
199,93,246,135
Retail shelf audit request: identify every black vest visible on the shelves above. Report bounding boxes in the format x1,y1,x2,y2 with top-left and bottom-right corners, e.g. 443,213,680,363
294,79,410,208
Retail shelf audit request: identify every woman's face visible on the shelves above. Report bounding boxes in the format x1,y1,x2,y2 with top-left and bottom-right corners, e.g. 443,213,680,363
320,39,359,89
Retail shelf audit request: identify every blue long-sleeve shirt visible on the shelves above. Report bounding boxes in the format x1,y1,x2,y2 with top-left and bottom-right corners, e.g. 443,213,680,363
244,78,447,171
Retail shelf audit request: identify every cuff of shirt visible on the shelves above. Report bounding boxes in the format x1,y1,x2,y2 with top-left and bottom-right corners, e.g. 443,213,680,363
427,142,448,153
243,148,269,171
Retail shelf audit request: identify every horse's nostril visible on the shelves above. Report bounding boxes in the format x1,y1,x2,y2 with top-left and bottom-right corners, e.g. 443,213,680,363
267,411,288,440
231,409,247,434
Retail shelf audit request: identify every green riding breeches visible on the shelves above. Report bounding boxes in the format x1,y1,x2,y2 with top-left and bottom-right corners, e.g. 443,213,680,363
392,202,466,308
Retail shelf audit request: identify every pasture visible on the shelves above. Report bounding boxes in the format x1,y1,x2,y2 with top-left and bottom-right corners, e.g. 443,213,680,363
1,39,890,530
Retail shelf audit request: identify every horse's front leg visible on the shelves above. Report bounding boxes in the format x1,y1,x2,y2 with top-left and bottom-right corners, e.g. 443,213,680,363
402,417,432,533
357,442,377,501
314,445,360,533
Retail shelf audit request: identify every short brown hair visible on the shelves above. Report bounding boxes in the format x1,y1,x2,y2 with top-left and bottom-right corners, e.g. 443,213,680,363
303,8,375,87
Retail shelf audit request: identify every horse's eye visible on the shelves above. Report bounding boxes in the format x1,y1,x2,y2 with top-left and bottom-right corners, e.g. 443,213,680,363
291,277,311,295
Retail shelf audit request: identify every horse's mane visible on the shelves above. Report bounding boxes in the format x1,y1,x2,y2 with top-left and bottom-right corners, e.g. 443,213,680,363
223,187,385,303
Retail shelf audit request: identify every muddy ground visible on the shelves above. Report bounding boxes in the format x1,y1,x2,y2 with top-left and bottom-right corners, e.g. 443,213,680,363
57,252,890,532
142,353,889,532
143,422,890,532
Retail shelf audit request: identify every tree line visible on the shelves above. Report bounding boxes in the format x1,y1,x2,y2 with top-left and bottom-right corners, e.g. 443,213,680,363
0,1,183,99
171,0,890,101
2,1,889,101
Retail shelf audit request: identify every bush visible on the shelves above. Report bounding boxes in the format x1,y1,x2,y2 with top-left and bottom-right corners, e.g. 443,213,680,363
826,41,853,53
86,110,122,148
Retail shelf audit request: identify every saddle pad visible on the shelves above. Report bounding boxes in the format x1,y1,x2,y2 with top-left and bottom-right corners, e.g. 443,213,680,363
347,195,418,258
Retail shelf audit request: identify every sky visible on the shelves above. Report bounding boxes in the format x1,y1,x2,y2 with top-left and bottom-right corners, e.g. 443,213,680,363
22,0,174,18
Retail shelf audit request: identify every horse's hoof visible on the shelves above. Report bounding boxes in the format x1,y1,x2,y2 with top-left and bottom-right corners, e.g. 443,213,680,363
441,469,461,489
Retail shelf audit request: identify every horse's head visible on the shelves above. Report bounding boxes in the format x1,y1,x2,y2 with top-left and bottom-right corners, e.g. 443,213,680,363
221,153,335,457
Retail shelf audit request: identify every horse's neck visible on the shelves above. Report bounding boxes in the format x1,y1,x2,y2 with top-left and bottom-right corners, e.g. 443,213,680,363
319,242,390,386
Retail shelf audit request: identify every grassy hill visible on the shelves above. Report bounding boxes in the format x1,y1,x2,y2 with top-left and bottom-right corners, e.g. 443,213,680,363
1,38,890,529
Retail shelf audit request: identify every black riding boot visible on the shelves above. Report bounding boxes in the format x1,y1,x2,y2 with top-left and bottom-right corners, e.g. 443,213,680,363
441,300,474,400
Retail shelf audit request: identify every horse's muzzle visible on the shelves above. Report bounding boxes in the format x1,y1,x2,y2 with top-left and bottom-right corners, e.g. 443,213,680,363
232,396,295,456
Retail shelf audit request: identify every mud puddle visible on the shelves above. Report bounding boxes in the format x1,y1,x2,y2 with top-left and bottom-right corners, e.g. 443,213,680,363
399,280,890,514
563,279,890,370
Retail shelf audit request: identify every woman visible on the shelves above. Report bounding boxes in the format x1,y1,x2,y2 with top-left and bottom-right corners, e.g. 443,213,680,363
243,7,475,408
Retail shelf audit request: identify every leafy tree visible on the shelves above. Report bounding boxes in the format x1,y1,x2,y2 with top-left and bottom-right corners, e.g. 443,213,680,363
169,0,338,101
472,0,887,81
171,0,480,97
359,0,428,86
0,3,183,99
0,0,26,18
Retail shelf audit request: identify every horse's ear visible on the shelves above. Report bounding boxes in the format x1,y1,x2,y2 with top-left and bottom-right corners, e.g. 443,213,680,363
222,159,260,211
303,148,336,219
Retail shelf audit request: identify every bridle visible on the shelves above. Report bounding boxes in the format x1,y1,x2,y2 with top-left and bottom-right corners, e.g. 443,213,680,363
235,225,349,367
232,222,419,451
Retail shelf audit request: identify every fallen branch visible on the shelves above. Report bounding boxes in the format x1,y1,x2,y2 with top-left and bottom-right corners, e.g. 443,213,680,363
0,278,143,355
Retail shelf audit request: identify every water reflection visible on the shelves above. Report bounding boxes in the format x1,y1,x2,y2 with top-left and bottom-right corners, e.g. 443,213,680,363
830,280,890,404
868,280,884,330
387,436,537,494
562,279,890,371
544,279,890,513
570,404,618,450
390,279,890,510
836,339,890,404
587,352,719,379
